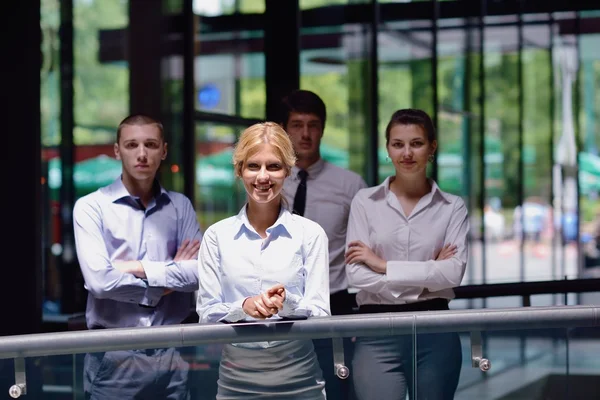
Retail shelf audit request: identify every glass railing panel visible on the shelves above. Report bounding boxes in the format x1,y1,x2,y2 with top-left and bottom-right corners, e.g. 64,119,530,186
565,326,600,398
2,346,222,400
72,345,222,400
1,307,598,399
452,328,569,400
406,329,466,400
451,296,524,309
2,328,373,399
350,324,420,400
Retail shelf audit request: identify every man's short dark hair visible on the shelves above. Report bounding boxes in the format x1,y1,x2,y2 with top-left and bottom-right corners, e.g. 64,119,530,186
279,90,327,130
116,114,164,143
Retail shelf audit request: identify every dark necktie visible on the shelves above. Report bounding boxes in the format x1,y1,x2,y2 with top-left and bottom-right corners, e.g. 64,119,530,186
293,169,308,216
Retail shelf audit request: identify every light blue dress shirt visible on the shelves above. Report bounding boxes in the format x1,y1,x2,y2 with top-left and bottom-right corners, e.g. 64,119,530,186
197,205,330,345
73,177,202,329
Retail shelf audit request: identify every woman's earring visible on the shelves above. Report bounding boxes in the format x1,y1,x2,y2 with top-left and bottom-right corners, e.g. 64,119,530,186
428,154,434,163
385,156,391,163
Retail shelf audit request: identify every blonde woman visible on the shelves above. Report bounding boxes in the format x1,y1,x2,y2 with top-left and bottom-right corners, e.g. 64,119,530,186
197,122,330,399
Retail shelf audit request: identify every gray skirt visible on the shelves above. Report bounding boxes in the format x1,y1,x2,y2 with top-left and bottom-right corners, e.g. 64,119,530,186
217,340,326,399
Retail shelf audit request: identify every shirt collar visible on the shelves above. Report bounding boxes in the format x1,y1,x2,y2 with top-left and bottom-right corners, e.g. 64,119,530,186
106,176,170,204
370,176,452,203
233,204,292,238
430,180,453,203
291,158,326,180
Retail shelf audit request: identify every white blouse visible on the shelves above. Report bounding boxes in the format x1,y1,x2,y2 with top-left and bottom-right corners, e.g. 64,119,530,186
197,205,331,326
346,177,469,306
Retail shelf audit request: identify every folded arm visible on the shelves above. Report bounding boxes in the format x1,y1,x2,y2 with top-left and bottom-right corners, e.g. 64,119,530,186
73,199,163,307
345,196,389,294
385,199,468,292
139,198,202,292
346,197,468,296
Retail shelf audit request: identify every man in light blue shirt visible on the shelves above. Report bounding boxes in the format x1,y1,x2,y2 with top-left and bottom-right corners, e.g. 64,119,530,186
73,114,201,399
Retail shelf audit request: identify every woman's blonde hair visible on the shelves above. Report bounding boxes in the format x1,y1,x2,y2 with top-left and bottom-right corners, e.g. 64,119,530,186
232,122,296,178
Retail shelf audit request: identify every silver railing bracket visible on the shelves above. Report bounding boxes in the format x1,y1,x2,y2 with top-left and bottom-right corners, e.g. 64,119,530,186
8,357,26,398
332,337,350,379
470,331,491,372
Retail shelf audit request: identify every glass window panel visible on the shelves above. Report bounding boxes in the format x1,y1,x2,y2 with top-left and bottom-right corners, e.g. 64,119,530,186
578,12,600,277
41,0,62,317
378,0,431,3
522,22,554,281
193,0,265,15
300,22,375,182
378,20,434,183
435,16,483,286
73,0,129,146
41,0,129,317
195,122,248,229
483,21,521,284
196,32,266,120
485,14,519,25
552,16,580,280
523,13,551,23
301,0,366,10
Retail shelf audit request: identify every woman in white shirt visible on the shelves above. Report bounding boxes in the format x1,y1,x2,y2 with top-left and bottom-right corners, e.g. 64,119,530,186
345,109,468,400
197,122,330,399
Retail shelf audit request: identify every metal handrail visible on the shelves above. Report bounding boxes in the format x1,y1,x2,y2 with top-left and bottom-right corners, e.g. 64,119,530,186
0,305,598,360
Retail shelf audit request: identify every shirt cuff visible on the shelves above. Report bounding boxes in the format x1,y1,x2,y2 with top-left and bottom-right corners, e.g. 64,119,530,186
141,260,168,288
219,298,247,323
139,286,164,307
278,292,302,317
386,260,430,284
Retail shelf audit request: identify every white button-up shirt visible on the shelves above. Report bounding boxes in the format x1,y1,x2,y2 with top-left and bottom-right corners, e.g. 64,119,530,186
197,205,331,326
346,177,469,306
283,159,367,294
73,177,202,329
